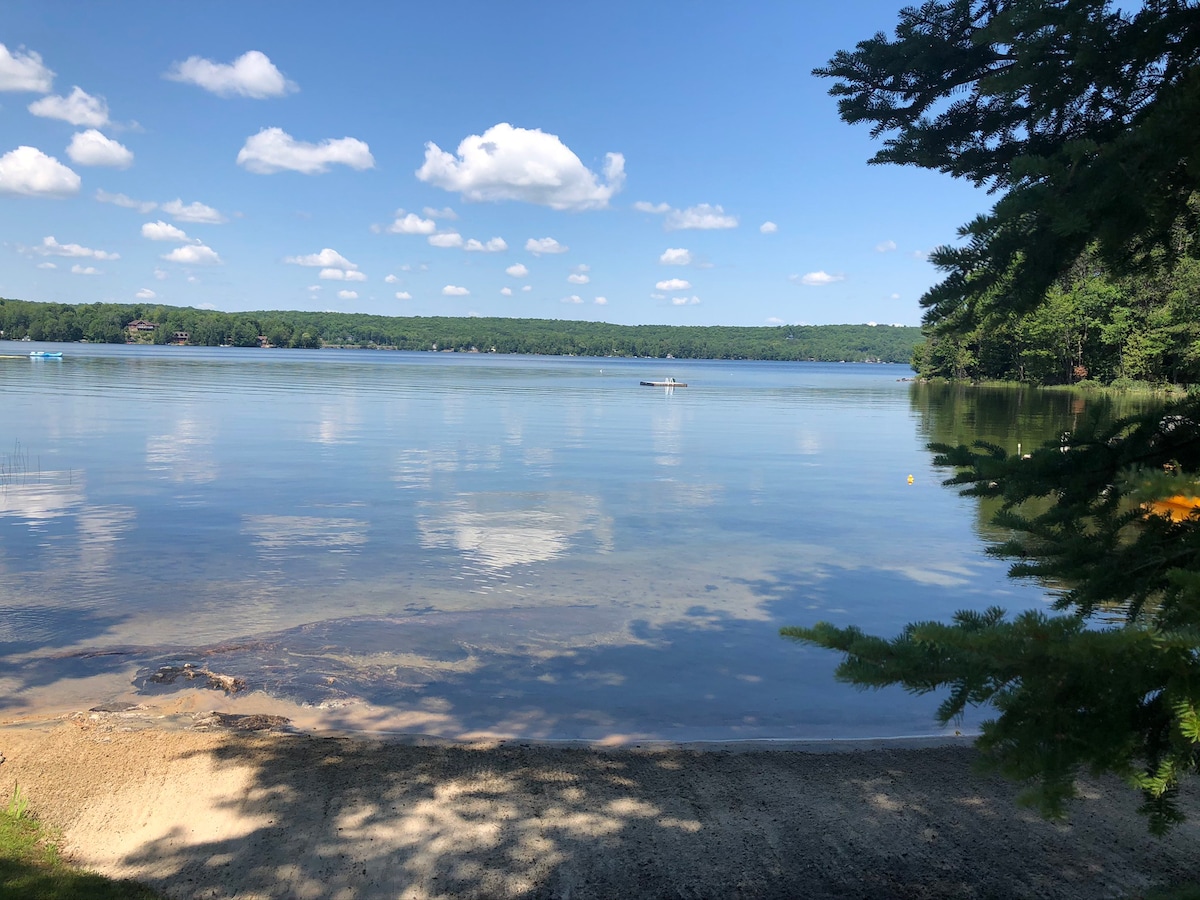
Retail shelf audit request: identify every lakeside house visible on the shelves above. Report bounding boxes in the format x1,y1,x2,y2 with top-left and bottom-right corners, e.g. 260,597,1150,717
126,319,158,335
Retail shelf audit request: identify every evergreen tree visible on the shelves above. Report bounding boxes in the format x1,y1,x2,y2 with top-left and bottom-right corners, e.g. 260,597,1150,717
790,0,1200,830
817,0,1200,326
786,409,1200,832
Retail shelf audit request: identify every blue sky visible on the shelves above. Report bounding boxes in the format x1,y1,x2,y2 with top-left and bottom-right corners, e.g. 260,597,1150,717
0,1,989,327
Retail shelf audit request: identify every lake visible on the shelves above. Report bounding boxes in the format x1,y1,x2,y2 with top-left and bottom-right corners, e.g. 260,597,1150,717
0,342,1112,742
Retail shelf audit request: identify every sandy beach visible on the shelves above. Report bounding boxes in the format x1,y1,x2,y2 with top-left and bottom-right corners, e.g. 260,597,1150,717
2,702,1198,900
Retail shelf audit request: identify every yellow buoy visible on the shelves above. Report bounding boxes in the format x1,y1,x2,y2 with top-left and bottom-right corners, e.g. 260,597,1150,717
907,474,914,485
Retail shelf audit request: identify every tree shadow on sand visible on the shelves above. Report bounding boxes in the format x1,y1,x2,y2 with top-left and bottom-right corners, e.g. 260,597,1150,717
8,565,1200,898
95,734,1199,900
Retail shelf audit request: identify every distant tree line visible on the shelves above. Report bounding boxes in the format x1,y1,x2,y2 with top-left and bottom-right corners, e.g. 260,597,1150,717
0,298,922,363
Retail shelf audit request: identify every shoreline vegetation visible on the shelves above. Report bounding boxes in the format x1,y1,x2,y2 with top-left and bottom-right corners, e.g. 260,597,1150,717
909,247,1200,389
0,297,921,363
0,791,166,900
919,376,1193,398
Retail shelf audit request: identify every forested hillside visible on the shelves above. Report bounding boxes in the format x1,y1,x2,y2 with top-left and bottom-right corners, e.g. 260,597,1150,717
912,246,1200,385
0,297,921,363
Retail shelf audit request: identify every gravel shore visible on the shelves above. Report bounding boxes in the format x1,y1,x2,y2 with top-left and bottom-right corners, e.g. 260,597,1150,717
2,709,1197,900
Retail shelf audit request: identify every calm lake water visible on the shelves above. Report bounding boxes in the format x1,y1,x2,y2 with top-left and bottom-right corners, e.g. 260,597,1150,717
0,342,1123,741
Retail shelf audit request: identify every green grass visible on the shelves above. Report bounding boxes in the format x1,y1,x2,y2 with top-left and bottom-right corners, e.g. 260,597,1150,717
0,786,165,900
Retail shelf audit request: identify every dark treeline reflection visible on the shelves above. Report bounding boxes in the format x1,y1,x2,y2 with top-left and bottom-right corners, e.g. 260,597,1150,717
909,382,1162,543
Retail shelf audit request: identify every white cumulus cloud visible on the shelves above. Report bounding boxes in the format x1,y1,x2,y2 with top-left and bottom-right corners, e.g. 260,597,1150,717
36,262,56,269
395,291,412,300
521,285,532,292
71,264,101,275
0,147,80,197
594,296,607,305
384,274,398,284
136,289,157,299
337,289,358,300
656,278,691,291
500,287,513,296
464,237,507,252
505,263,529,277
319,268,366,281
237,127,374,175
659,248,692,265
561,294,583,304
0,43,54,92
67,130,132,168
442,285,469,296
639,201,738,231
96,189,157,213
875,239,897,253
428,232,464,248
766,317,785,325
162,198,226,224
32,236,118,259
28,86,109,127
567,273,590,284
760,221,778,234
141,220,193,242
667,204,737,231
526,237,567,256
423,206,456,220
672,295,701,306
285,248,357,270
162,244,221,265
791,271,845,286
165,50,296,99
416,122,624,211
388,212,436,234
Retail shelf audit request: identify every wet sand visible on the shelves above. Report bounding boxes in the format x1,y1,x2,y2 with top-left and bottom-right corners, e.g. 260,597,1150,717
1,702,1197,899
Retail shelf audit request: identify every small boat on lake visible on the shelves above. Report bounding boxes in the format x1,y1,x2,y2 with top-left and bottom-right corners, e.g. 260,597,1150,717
29,351,63,358
640,377,687,387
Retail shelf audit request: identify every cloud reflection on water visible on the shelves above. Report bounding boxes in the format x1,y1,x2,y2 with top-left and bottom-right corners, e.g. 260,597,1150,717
417,492,613,570
311,400,363,446
146,418,217,482
242,515,369,556
3,351,1068,739
0,471,86,523
76,505,136,571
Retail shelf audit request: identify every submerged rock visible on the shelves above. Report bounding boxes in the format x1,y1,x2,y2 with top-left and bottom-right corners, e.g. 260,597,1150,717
192,711,291,731
139,663,246,694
